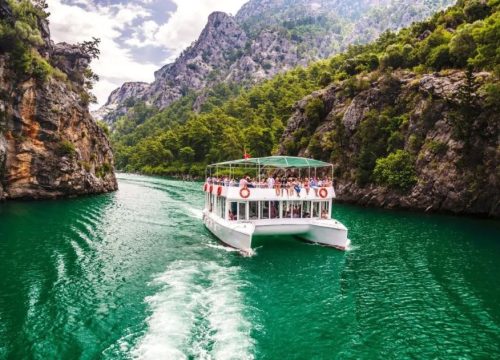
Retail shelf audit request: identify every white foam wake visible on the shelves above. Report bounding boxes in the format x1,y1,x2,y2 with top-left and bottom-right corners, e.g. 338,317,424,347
132,261,255,360
185,206,203,219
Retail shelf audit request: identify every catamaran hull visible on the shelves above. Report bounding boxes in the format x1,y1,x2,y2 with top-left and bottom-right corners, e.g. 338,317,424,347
299,221,350,250
203,210,349,253
203,211,253,253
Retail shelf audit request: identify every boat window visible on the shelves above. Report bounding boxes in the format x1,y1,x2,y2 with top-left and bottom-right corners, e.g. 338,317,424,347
312,202,320,218
229,202,237,220
260,201,269,219
249,202,258,220
303,201,311,218
238,202,247,220
291,201,301,218
282,201,294,218
320,201,329,219
270,201,279,219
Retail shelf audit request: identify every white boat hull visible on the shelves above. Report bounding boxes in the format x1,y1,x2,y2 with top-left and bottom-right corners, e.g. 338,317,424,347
203,210,349,253
300,220,350,250
203,210,254,253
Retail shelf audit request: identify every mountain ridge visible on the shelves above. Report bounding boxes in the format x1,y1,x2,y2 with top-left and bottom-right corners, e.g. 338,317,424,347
96,0,455,124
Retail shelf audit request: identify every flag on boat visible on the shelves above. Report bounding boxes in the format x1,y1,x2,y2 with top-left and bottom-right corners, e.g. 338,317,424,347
243,148,251,159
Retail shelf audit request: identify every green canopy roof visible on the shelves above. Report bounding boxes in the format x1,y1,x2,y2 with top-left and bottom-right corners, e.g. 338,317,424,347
208,156,332,169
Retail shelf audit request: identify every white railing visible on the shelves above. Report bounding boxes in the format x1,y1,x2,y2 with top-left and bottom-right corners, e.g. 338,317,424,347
203,184,336,200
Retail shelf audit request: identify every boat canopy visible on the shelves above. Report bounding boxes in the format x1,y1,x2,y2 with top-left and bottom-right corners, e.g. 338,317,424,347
208,156,331,169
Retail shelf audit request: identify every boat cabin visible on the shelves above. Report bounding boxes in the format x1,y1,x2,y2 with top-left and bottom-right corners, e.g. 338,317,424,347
203,156,336,223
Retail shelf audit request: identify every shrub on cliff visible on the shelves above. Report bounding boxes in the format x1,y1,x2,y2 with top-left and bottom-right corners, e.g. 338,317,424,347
57,140,76,157
374,150,417,190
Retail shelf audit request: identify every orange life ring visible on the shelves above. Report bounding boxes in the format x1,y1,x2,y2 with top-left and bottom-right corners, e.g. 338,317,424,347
209,184,213,193
217,186,222,196
319,188,328,198
204,183,208,192
239,188,250,199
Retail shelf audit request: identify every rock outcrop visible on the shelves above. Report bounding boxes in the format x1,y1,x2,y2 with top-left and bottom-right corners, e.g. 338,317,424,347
0,0,117,200
96,0,455,123
279,70,499,217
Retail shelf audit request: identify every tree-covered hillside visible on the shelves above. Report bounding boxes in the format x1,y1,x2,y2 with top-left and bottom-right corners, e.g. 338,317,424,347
98,0,454,123
112,0,498,183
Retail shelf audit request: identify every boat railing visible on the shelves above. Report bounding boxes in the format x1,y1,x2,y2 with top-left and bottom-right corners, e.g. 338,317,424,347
205,182,333,189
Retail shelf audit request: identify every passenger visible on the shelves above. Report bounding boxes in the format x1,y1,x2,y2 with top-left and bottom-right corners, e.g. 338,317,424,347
270,204,275,218
310,178,319,196
239,176,248,188
304,178,310,195
280,177,287,196
321,209,329,219
286,178,292,196
293,179,301,197
267,176,275,189
247,177,256,188
275,179,281,196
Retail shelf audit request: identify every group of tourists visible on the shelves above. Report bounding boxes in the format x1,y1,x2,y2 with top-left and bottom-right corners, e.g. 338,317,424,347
206,175,333,197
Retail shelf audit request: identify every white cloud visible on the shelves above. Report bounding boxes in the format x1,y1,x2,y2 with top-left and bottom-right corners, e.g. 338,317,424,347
46,0,247,109
47,0,158,109
129,0,247,62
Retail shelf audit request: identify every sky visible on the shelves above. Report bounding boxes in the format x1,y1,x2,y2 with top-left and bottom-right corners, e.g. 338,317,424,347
46,0,247,109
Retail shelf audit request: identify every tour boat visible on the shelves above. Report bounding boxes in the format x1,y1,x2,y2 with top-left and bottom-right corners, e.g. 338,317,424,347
202,156,349,254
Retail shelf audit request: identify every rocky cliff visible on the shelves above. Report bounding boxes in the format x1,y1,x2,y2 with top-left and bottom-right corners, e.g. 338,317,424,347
0,0,117,200
97,0,455,124
279,70,499,216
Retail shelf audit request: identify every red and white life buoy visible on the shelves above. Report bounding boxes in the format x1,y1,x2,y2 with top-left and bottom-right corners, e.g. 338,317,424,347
239,188,250,199
203,183,208,192
217,186,222,196
319,188,328,198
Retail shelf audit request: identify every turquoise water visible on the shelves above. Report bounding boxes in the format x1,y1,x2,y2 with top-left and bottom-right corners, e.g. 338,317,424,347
0,173,499,359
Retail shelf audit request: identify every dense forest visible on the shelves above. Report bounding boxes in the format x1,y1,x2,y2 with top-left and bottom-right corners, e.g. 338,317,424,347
111,0,499,180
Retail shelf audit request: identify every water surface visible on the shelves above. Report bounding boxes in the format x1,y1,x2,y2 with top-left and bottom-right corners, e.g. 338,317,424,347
0,174,499,359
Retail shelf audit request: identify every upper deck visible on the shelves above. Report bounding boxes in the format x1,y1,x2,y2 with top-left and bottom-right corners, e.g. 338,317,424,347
203,183,336,201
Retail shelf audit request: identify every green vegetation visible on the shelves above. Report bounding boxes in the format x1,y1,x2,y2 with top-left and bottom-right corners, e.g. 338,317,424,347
0,0,100,101
58,140,76,157
112,0,499,182
374,150,417,189
0,0,51,82
97,121,110,136
425,140,449,155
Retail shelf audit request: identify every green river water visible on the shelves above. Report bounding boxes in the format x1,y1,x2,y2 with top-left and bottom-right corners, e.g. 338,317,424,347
0,174,499,359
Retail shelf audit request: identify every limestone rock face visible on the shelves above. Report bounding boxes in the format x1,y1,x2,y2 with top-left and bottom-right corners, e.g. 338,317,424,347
96,0,455,123
0,0,117,200
279,70,499,217
93,82,150,124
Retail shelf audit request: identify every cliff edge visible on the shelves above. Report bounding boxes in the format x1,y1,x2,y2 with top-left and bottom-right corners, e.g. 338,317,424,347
0,0,117,200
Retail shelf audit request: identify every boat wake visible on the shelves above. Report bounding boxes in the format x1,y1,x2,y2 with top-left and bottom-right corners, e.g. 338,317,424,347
132,260,255,360
205,243,241,253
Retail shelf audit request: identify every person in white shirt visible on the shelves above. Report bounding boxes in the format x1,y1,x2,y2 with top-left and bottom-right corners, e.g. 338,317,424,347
239,177,248,188
267,176,275,189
